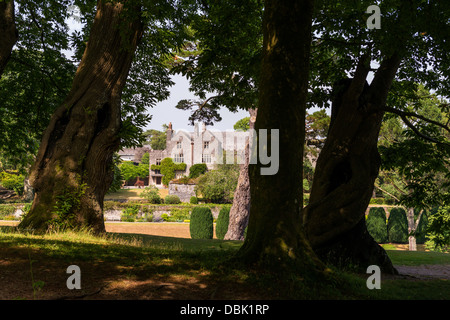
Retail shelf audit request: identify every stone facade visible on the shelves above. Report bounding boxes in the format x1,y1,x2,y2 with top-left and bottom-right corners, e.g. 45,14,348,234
168,181,196,202
148,122,249,187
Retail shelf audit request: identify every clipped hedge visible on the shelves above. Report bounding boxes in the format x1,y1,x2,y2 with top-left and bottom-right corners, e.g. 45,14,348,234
215,206,230,240
387,207,408,243
366,207,388,243
190,207,213,239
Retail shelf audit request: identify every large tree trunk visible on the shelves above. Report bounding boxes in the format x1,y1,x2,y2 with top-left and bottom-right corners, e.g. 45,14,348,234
236,0,325,274
302,53,402,274
19,0,142,234
224,108,256,241
0,0,18,78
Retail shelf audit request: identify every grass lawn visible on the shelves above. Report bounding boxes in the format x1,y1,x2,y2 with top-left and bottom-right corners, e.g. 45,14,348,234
0,225,449,300
105,188,169,200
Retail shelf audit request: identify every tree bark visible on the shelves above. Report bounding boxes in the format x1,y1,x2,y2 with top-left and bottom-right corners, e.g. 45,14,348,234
0,0,18,78
302,53,402,274
19,0,142,234
224,108,256,241
236,0,325,275
407,208,423,251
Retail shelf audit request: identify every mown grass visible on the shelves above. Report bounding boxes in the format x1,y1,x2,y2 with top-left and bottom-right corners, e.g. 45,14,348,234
0,226,449,300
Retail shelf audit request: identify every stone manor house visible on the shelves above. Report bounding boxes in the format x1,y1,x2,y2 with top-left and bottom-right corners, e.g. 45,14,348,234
119,122,249,188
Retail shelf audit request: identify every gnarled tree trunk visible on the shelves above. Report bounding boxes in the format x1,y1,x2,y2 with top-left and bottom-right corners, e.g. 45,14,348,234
224,108,256,241
236,0,325,275
0,0,18,78
19,0,142,234
302,53,402,274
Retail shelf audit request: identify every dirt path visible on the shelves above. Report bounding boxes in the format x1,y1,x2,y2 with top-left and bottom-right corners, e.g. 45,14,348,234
395,264,450,280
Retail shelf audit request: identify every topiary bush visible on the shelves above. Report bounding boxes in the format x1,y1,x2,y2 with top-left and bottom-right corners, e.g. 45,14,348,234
190,196,198,204
366,207,388,243
189,207,213,239
215,206,230,240
164,194,181,204
387,207,408,243
414,208,429,244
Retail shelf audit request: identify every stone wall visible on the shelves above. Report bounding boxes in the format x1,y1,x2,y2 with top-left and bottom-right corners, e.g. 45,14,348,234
168,182,196,202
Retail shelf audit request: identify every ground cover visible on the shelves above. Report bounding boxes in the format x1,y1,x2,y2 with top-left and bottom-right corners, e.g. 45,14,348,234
0,223,449,300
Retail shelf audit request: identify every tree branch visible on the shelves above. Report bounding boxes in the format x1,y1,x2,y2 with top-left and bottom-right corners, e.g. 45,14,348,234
384,106,450,134
396,112,450,146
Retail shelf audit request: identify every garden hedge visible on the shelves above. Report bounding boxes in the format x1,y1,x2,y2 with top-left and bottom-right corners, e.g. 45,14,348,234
189,207,214,239
215,206,230,240
387,207,408,243
366,207,388,243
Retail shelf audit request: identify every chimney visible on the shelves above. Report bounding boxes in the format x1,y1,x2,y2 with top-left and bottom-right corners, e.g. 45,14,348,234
166,122,173,142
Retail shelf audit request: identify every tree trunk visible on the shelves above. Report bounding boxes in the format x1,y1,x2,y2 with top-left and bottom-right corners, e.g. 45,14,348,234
0,0,18,78
224,108,256,241
236,0,325,275
302,53,402,274
407,207,423,251
19,0,142,234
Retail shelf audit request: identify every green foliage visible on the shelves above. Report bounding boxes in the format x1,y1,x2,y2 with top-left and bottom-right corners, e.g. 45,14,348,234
151,158,186,186
215,206,230,240
107,153,124,194
190,196,198,204
119,160,149,182
50,182,87,231
142,128,167,150
233,117,250,132
164,195,181,204
139,186,162,204
366,207,388,244
189,207,213,240
188,163,207,179
387,208,408,244
414,208,429,244
0,204,16,219
0,172,25,196
426,205,450,252
121,204,140,222
195,164,239,203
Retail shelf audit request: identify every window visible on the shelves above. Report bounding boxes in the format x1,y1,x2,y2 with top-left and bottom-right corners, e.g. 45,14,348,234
177,141,182,149
174,153,184,163
156,158,161,165
202,154,211,163
203,141,209,149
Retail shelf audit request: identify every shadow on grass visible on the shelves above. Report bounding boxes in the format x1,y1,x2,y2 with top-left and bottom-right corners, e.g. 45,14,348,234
2,226,448,300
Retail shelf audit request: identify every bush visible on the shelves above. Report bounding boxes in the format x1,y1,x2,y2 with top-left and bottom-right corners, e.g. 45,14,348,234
414,208,429,244
195,165,239,203
189,163,208,179
215,206,230,240
190,207,213,239
140,186,162,204
165,195,181,204
0,173,25,196
190,196,198,204
366,207,388,243
387,207,408,243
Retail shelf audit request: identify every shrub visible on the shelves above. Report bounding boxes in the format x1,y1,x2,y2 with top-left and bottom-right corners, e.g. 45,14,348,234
215,206,230,240
414,208,429,244
190,196,198,204
387,207,408,243
189,163,208,179
0,204,16,218
140,186,162,204
190,207,213,239
165,195,181,204
366,207,388,243
1,173,25,196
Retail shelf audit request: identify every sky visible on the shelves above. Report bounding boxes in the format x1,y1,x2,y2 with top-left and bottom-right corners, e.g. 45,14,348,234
65,14,249,134
144,74,250,133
